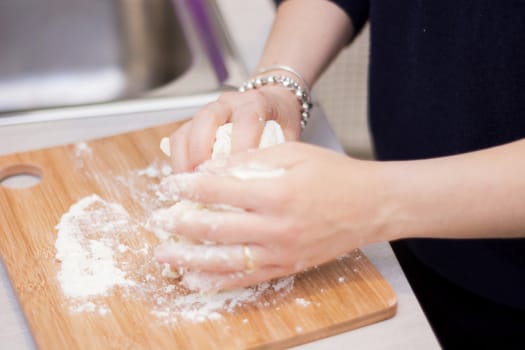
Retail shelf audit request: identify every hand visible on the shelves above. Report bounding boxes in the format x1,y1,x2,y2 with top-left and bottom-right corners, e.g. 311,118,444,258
168,85,302,173
153,142,390,291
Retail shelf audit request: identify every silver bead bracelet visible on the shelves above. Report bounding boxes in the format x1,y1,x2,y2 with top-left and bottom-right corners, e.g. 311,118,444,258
238,75,313,129
258,65,311,97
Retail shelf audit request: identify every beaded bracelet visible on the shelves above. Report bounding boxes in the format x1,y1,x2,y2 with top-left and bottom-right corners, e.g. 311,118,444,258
257,65,311,97
238,75,312,129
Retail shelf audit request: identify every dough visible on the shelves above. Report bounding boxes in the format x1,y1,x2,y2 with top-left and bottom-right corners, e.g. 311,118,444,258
210,120,285,159
152,121,286,281
159,120,285,158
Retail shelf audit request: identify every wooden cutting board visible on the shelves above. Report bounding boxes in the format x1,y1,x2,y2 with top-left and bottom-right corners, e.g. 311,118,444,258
0,121,396,350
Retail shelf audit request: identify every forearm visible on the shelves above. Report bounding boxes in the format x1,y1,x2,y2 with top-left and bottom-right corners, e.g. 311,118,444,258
381,139,525,240
256,0,353,87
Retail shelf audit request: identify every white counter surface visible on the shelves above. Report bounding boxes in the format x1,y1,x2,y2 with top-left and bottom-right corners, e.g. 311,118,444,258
0,1,440,349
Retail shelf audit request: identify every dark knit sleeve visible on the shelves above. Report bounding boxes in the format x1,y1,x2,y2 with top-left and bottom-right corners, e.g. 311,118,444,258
274,0,369,34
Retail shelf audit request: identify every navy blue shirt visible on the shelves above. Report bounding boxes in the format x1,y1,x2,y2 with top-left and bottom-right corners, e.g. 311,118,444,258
323,1,525,309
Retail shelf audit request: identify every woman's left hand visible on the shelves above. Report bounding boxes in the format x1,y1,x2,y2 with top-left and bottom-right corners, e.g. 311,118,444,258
152,142,391,291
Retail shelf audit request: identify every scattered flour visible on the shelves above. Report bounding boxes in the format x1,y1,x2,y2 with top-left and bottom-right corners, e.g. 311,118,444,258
55,194,135,300
74,141,92,157
55,121,299,325
294,298,311,307
137,164,160,178
161,164,172,176
74,141,92,167
55,193,295,324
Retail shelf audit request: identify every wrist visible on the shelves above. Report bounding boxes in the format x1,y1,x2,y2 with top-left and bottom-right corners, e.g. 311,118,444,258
255,65,311,95
240,71,312,129
364,161,409,244
259,84,302,123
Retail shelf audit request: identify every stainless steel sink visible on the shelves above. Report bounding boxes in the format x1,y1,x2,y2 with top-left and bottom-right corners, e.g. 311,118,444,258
0,0,245,118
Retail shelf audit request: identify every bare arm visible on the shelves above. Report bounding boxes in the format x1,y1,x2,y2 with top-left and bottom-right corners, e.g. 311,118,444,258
382,139,525,240
256,0,353,86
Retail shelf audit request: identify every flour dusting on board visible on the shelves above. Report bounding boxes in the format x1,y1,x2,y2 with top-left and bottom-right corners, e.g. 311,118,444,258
55,194,136,299
56,127,296,324
74,141,92,157
74,141,92,167
54,164,295,323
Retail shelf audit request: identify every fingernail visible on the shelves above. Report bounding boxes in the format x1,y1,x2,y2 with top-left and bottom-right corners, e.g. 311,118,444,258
160,137,171,157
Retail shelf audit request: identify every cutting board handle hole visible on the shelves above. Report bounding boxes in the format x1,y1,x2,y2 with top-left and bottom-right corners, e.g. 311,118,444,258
0,164,42,189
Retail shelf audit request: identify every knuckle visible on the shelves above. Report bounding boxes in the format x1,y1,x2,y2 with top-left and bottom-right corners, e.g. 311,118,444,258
238,110,263,124
218,91,237,102
248,88,265,101
249,90,270,110
171,121,190,138
193,108,216,124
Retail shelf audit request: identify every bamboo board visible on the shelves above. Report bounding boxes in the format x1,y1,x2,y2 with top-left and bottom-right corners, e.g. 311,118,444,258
0,121,396,349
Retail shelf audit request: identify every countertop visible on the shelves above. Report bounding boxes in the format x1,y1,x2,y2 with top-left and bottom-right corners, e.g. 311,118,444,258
0,1,441,349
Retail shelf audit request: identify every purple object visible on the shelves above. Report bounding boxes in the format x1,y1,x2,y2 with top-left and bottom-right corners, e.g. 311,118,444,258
184,0,228,83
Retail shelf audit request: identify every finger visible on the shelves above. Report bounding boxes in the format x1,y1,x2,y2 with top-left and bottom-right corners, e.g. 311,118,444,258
159,173,286,210
188,101,230,169
201,142,308,175
229,89,276,153
230,104,266,153
169,122,192,173
154,241,271,273
279,117,301,142
180,268,292,292
148,203,278,244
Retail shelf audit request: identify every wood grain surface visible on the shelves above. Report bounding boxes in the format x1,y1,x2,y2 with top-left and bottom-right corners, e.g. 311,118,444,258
0,121,397,350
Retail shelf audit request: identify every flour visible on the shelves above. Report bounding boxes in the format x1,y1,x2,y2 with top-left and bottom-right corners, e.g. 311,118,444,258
55,190,295,324
294,298,311,307
74,141,92,167
55,194,135,300
228,162,285,180
161,164,172,176
74,141,92,157
54,121,297,324
137,164,160,178
154,279,289,324
211,120,285,159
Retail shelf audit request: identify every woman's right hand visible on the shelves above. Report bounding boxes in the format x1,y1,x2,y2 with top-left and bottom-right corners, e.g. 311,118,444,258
168,84,302,173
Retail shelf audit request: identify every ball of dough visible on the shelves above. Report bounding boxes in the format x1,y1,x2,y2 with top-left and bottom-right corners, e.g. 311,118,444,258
152,121,286,284
159,120,285,158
